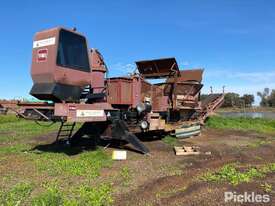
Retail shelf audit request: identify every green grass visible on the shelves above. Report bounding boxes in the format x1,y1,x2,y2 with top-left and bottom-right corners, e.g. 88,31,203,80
32,149,112,178
0,115,60,142
0,182,33,206
0,182,113,206
71,183,113,206
0,115,19,124
201,163,275,186
120,166,131,186
31,184,63,206
162,135,178,146
31,182,113,206
0,144,30,154
0,115,114,205
206,116,275,134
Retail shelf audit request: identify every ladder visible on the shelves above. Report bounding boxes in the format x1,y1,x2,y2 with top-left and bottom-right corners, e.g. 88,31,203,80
56,122,76,142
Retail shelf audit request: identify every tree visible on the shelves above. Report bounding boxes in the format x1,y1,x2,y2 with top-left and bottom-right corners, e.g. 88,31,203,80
241,94,254,107
221,93,255,108
267,90,275,107
257,88,270,107
222,93,241,107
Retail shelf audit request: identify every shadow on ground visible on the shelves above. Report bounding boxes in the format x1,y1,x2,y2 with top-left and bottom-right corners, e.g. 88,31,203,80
30,135,153,156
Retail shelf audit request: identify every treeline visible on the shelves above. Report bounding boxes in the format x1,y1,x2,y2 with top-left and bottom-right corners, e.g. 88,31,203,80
200,93,254,107
201,87,275,108
221,93,254,107
257,88,275,107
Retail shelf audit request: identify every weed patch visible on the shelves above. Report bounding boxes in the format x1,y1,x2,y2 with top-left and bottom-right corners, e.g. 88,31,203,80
201,163,275,186
120,166,131,186
162,135,178,146
0,182,33,206
32,183,113,206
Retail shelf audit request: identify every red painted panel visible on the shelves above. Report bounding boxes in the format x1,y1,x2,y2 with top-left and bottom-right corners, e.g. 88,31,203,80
107,78,133,105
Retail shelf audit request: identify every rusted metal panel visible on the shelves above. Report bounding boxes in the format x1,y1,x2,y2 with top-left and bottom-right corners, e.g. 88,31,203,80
107,78,132,105
18,102,54,109
163,69,204,110
141,80,152,101
107,81,120,104
167,69,204,83
173,82,203,96
179,69,203,82
151,85,168,111
0,100,19,109
131,76,141,108
121,80,132,104
136,58,179,79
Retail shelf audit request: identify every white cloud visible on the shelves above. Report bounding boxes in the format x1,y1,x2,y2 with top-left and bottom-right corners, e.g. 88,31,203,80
178,61,190,66
205,70,275,84
109,63,136,77
203,69,275,105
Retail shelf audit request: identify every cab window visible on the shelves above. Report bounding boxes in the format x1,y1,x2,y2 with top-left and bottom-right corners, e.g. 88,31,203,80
57,29,90,72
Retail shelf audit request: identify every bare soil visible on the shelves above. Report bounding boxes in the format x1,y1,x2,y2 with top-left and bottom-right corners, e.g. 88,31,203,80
110,128,275,206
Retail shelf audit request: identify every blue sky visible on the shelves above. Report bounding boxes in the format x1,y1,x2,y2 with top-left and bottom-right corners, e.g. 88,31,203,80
1,0,275,104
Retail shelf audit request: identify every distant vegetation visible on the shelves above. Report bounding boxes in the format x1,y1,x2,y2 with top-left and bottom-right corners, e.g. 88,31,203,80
201,87,275,108
200,93,255,108
257,88,275,107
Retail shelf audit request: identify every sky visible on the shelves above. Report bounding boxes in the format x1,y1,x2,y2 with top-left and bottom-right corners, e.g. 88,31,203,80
0,0,275,104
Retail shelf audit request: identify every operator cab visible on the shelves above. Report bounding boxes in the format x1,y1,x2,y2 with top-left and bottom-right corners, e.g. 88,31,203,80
56,29,90,73
30,27,91,102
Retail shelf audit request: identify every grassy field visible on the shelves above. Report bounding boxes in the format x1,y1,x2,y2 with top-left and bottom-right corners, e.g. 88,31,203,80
0,115,114,206
0,115,60,143
206,116,275,134
1,114,275,205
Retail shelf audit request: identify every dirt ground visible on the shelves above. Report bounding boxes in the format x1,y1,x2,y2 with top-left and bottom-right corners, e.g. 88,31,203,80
1,127,275,205
108,128,275,206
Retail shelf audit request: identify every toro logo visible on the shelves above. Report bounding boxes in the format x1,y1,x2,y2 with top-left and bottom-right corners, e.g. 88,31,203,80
37,48,48,62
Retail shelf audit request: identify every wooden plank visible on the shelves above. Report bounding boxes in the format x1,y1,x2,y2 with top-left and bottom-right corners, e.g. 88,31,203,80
174,146,200,156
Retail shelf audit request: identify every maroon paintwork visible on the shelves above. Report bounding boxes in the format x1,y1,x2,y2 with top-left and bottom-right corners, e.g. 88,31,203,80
90,49,107,94
31,27,92,87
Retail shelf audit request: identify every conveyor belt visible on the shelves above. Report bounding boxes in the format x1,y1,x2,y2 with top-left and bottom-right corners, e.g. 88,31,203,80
199,93,225,123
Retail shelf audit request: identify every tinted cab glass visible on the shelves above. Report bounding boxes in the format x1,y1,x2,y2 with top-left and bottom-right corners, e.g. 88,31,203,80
57,29,90,72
